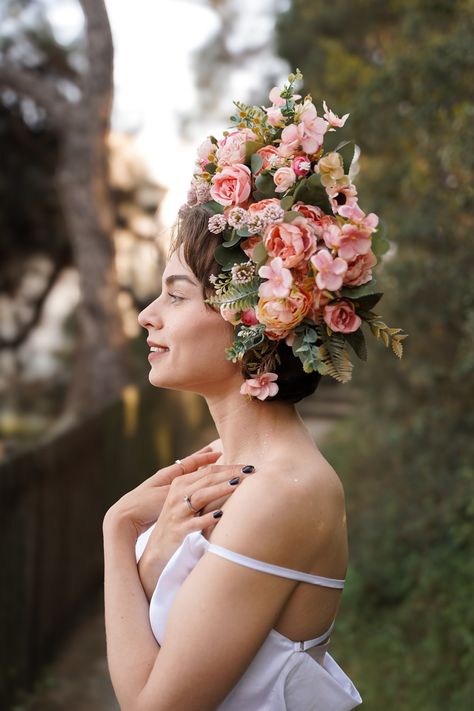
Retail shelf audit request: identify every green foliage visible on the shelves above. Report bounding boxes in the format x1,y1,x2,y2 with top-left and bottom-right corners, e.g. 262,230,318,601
277,0,474,707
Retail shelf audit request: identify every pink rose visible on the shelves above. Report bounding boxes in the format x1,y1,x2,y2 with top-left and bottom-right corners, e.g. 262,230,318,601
343,251,378,287
256,285,313,337
240,372,279,400
247,198,280,216
273,166,297,193
256,145,280,173
323,299,361,333
241,308,259,326
263,216,317,268
210,164,252,207
216,129,257,167
291,156,311,177
293,202,325,227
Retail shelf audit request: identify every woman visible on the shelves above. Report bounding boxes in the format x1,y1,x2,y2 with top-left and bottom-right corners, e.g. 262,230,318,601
104,72,405,710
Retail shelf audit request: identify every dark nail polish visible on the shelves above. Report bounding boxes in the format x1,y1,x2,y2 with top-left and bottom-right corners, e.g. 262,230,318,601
213,510,223,519
241,465,255,474
229,476,240,486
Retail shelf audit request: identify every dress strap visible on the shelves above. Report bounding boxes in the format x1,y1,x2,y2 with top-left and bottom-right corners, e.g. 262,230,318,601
204,541,345,589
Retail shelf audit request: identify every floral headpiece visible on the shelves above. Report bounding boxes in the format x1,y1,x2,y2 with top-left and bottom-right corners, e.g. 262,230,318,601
185,70,408,400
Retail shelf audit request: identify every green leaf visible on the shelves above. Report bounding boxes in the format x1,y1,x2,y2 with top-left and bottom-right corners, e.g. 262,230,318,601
340,279,378,298
245,140,264,161
253,240,268,268
292,174,332,212
250,153,264,175
222,230,242,248
204,162,217,174
283,211,301,223
344,328,368,361
280,194,295,210
335,140,354,174
214,244,248,270
354,292,384,311
201,200,224,215
371,220,390,259
255,172,277,198
236,227,252,238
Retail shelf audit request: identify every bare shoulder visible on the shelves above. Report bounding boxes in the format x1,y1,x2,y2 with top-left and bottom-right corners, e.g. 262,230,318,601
209,448,346,571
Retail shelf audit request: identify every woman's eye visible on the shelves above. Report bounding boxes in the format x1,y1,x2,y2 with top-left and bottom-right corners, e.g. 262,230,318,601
168,293,183,302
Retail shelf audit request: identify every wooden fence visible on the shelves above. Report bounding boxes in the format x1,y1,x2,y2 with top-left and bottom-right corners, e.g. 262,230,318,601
0,386,215,709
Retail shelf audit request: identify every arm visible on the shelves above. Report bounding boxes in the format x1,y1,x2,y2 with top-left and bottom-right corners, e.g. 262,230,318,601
105,470,322,711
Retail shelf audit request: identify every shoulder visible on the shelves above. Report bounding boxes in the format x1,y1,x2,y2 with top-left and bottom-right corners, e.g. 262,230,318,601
209,451,345,571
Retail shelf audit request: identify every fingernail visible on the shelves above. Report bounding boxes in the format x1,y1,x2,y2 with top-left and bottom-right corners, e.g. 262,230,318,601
229,476,240,486
213,510,223,519
241,465,255,474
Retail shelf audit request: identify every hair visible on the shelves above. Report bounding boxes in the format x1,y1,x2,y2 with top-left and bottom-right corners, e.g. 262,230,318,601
169,206,322,403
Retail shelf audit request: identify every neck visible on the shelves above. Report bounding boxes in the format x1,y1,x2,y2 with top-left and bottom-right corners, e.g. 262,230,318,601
204,385,315,467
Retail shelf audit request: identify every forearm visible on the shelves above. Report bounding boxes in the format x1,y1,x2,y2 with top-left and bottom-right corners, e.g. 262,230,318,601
103,515,160,709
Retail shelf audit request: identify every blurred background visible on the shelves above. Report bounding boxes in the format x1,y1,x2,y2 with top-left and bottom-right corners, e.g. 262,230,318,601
1,0,473,709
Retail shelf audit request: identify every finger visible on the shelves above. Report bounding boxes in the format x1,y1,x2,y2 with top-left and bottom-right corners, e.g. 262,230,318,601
186,508,224,534
182,462,255,489
186,476,245,513
149,450,222,486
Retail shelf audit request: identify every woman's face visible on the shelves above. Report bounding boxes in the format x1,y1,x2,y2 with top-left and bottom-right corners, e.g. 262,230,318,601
138,246,238,396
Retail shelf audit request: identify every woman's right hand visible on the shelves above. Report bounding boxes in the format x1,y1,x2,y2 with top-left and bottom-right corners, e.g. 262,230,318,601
137,461,255,601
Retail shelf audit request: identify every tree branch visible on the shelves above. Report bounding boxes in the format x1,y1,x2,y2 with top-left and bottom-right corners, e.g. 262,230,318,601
0,63,68,127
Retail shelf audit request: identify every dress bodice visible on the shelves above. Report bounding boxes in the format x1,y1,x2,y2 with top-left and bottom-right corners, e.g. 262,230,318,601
136,526,362,710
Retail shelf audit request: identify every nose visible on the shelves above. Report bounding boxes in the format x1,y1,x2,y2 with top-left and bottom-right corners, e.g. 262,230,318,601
138,295,163,331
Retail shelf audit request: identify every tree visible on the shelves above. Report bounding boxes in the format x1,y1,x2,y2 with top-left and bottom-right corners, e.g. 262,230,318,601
0,0,130,417
276,1,474,707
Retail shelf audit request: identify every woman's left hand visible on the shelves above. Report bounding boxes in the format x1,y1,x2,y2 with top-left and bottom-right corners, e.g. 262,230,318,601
103,447,222,540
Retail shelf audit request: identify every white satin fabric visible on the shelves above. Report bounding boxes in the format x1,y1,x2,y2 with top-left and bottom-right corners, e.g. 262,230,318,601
136,526,362,710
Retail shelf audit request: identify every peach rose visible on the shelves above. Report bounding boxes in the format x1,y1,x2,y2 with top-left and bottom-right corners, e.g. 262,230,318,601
247,198,280,216
216,129,257,167
256,284,312,338
263,216,317,268
273,166,297,193
323,299,361,333
343,251,378,287
210,164,252,207
307,287,333,323
256,145,279,173
240,235,261,260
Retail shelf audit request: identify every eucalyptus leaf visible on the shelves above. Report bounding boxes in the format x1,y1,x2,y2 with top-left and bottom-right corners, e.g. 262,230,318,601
201,200,225,215
250,153,264,175
283,211,301,223
255,172,277,198
222,230,242,248
280,195,295,210
214,244,248,270
245,140,264,161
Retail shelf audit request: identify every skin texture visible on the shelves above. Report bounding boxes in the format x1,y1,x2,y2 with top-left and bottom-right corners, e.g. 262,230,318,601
103,246,349,711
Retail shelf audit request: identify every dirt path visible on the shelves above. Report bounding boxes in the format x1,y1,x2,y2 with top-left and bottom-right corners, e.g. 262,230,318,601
17,385,354,710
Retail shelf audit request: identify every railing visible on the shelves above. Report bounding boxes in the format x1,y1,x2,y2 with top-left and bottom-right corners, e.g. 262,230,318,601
0,385,215,709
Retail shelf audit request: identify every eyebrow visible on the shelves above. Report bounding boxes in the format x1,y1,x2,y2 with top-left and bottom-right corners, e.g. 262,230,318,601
164,274,197,287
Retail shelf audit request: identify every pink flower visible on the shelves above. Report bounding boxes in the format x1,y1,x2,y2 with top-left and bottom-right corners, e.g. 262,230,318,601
291,156,311,177
210,164,252,207
216,129,258,167
265,106,285,127
258,256,293,298
273,166,297,193
197,138,216,161
326,182,358,215
311,249,348,291
307,287,333,323
247,198,280,216
264,216,317,268
256,285,313,337
240,372,279,400
220,303,241,325
256,145,280,173
279,101,328,157
337,223,373,261
241,308,259,326
323,299,361,333
343,251,378,287
293,202,325,227
338,203,379,233
322,100,350,128
269,86,286,107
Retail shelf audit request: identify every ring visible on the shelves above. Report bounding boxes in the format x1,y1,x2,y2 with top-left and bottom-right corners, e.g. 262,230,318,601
174,459,185,475
183,494,200,514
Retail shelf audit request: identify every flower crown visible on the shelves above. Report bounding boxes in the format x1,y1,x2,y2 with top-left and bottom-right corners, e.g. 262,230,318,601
184,69,408,400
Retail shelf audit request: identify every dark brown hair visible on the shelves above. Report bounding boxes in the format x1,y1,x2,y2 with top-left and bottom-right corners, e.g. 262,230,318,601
169,206,322,403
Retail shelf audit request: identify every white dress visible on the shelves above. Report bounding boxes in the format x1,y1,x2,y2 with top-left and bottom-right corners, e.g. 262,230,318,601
136,526,362,710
